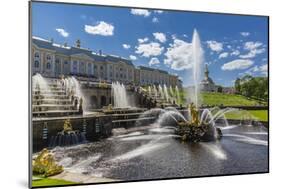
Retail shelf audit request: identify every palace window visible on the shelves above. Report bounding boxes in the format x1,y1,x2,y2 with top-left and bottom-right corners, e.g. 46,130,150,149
80,62,85,73
100,66,103,70
88,63,92,75
34,60,39,68
46,62,51,69
73,61,78,73
34,52,40,59
64,60,68,65
46,55,51,61
55,58,60,64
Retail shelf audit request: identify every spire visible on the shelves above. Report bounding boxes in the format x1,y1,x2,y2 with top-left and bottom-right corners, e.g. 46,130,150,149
204,64,209,78
76,39,81,48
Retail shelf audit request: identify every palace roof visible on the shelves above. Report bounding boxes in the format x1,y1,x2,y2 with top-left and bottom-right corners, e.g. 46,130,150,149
32,36,133,66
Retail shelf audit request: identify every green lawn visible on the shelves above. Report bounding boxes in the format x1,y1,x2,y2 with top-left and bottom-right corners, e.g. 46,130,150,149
224,110,268,122
201,92,266,106
32,177,78,187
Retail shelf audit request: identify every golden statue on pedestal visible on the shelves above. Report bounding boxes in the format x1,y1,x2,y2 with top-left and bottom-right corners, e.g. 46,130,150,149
189,102,200,126
32,148,63,177
63,119,73,133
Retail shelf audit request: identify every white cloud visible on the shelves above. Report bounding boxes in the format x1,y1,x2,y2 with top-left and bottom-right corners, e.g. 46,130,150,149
244,41,263,50
152,17,159,23
149,57,160,66
172,34,177,40
129,55,137,60
240,32,250,37
231,50,240,56
85,21,114,36
154,10,164,14
164,38,194,71
183,34,188,38
242,64,268,76
131,9,151,17
239,41,265,58
135,42,164,57
221,59,254,71
227,45,232,49
206,40,223,52
122,44,131,49
138,37,149,43
259,64,268,75
55,28,69,37
219,52,229,59
153,32,166,43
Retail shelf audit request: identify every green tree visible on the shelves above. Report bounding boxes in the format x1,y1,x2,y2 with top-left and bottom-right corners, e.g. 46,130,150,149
234,78,241,94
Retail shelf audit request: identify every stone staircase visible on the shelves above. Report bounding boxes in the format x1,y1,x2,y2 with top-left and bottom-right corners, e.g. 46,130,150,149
32,78,81,117
142,87,177,108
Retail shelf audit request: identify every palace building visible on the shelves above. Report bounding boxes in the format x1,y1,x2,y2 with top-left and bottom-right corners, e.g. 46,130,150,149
31,36,182,88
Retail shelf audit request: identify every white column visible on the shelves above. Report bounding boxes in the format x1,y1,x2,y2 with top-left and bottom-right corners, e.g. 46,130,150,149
77,60,80,74
40,51,44,73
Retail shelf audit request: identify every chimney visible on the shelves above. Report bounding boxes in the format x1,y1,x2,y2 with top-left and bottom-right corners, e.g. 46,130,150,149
64,42,67,47
50,38,54,43
76,39,81,48
99,49,102,56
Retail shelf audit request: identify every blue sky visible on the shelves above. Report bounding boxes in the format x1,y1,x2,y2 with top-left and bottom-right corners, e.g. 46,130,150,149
32,2,268,87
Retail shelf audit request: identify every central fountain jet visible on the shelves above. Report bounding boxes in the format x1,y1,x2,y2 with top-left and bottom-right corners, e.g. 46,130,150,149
176,29,222,142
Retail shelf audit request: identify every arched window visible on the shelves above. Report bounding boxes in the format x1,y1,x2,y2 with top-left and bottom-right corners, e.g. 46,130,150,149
46,62,51,69
34,52,40,59
55,58,60,64
88,63,92,75
73,61,78,73
34,60,39,68
46,55,51,61
80,62,85,74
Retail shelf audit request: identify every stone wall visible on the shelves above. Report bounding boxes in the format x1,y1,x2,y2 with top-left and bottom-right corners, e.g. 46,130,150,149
82,84,139,109
32,115,112,152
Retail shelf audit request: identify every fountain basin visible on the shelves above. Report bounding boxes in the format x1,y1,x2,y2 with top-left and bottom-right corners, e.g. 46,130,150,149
176,121,222,142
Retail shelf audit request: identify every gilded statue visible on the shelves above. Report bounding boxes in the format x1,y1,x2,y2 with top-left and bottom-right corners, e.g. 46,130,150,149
189,102,200,126
32,148,63,177
63,119,73,132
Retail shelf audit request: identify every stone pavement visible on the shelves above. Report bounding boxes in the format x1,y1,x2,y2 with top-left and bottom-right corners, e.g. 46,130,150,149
51,171,120,183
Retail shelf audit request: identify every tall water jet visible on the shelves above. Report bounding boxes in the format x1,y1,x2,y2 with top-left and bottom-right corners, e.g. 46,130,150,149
175,86,180,105
153,85,158,98
32,73,52,93
65,76,86,110
163,84,170,102
148,86,152,97
112,82,130,108
169,86,174,97
191,29,204,108
158,85,164,99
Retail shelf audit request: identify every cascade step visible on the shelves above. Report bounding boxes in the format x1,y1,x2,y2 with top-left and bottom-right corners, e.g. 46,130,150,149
32,110,80,117
32,104,77,112
32,99,73,105
32,75,83,117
